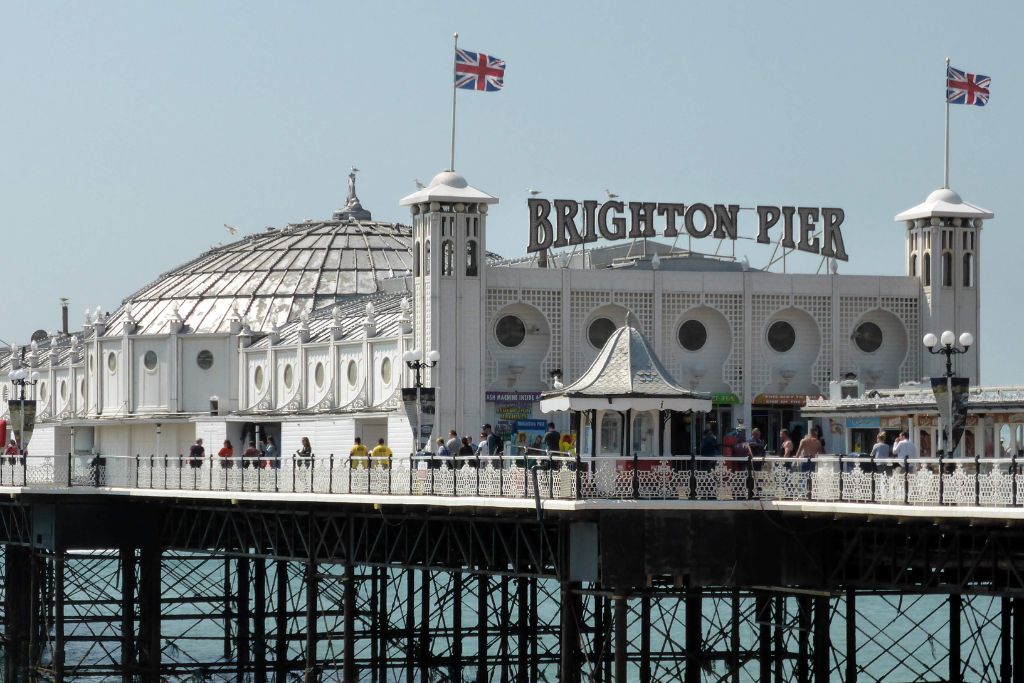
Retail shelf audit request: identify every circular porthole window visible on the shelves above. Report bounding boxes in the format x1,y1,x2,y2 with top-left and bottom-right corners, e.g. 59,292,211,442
88,353,94,372
107,352,117,373
314,362,326,389
347,360,358,387
283,364,294,390
381,357,392,385
60,379,68,402
39,382,48,402
196,349,214,370
853,321,883,354
587,317,617,349
254,366,265,391
78,378,85,398
677,319,708,351
767,321,796,353
495,315,527,348
143,350,158,371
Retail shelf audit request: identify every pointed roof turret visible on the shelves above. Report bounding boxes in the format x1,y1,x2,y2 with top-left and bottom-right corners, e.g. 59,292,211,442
894,187,993,222
540,320,712,413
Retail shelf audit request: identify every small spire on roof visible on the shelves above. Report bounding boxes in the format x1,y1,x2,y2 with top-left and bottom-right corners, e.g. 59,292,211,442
624,310,636,328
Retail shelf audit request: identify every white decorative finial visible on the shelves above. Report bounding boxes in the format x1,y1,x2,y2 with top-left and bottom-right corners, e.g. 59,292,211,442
400,297,410,316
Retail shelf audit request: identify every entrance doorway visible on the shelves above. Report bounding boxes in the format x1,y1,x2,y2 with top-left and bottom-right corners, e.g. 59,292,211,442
752,408,798,454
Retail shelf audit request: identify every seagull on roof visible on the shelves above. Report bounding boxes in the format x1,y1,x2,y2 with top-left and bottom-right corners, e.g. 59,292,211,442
224,224,238,235
605,189,619,199
527,189,542,196
414,179,425,190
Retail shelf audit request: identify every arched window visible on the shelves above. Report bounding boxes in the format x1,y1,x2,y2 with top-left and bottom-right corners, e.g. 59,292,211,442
441,240,454,276
413,241,420,277
942,251,953,287
600,412,622,455
631,411,655,454
923,252,931,286
466,239,479,277
963,252,974,287
424,239,431,275
909,253,917,277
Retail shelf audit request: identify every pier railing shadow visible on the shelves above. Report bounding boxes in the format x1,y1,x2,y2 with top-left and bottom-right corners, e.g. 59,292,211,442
15,449,1021,507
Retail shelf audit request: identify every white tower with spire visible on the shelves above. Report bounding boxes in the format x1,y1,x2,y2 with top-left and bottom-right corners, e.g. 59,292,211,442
896,188,992,383
400,171,499,442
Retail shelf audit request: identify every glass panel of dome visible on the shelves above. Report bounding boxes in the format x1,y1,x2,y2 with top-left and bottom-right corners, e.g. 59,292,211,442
297,272,319,293
311,235,333,249
291,250,315,270
235,272,262,295
339,250,356,268
356,272,376,292
323,251,341,268
255,273,284,295
305,251,326,270
316,276,338,295
338,271,356,292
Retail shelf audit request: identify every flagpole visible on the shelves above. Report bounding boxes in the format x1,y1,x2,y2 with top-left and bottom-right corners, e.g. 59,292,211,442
449,32,459,172
944,56,950,189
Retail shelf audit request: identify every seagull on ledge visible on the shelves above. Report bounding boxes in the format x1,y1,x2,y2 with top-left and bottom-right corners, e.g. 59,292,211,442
224,224,238,235
605,189,619,199
527,189,542,196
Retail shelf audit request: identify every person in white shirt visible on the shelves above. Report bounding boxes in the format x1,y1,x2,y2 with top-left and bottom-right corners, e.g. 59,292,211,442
892,431,918,471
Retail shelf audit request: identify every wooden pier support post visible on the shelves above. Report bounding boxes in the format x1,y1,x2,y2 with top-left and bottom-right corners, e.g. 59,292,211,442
774,595,784,683
120,547,136,683
138,545,161,683
343,562,355,683
731,590,742,683
237,555,250,683
275,559,289,681
407,569,416,683
253,557,267,683
949,593,962,683
377,567,388,683
686,588,702,683
559,581,580,683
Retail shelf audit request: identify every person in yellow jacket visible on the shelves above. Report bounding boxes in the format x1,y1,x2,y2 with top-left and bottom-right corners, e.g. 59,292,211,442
349,437,369,468
370,438,392,469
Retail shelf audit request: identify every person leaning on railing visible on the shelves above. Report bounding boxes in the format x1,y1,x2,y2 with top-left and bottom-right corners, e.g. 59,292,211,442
297,436,313,468
349,437,369,469
218,440,234,469
371,438,392,469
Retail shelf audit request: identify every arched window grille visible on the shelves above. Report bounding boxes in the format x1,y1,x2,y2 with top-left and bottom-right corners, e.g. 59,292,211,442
910,253,917,277
441,240,454,276
466,239,479,277
923,252,931,286
413,241,420,277
424,239,431,276
963,252,974,287
942,251,953,287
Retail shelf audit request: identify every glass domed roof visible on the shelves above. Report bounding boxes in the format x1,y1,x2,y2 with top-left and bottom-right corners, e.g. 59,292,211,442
108,218,412,335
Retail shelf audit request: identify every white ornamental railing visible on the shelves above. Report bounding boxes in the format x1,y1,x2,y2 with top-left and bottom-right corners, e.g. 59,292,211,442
8,450,1024,508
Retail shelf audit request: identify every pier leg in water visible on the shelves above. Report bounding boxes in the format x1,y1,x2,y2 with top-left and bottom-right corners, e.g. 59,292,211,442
121,547,136,683
813,596,830,683
304,557,318,683
845,589,856,683
343,562,355,683
949,593,962,683
275,559,289,681
53,552,65,682
254,557,267,683
138,545,162,683
237,554,250,683
477,574,488,683
614,596,627,683
559,581,580,683
686,588,702,683
757,592,771,683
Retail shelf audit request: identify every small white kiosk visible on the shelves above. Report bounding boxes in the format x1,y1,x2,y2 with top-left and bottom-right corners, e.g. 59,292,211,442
540,320,712,467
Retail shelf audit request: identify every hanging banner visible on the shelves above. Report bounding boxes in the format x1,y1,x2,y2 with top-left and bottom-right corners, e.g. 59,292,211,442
931,377,970,454
7,400,36,453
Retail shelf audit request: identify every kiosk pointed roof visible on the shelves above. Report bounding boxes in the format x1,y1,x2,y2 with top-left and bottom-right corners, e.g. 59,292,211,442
894,187,993,221
540,317,712,413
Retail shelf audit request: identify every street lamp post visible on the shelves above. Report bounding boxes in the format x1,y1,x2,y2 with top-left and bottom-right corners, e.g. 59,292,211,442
923,330,974,457
403,349,439,453
7,362,40,456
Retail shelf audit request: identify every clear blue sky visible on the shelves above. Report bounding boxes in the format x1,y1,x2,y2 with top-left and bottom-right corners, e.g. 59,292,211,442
2,2,1022,384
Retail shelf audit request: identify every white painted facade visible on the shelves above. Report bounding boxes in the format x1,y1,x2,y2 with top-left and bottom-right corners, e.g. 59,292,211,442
0,171,992,460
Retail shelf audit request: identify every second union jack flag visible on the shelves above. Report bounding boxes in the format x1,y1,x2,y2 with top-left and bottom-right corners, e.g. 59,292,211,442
455,48,505,92
947,65,990,106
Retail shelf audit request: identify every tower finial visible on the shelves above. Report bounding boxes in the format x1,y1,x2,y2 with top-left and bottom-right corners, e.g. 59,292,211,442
332,166,371,221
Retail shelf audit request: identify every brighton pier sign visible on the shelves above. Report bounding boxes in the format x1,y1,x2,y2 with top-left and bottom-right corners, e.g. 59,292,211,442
527,199,849,261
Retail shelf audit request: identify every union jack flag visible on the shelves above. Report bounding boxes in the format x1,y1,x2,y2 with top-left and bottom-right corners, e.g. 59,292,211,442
455,48,505,92
947,65,990,106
